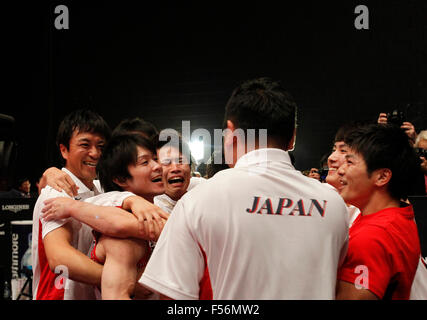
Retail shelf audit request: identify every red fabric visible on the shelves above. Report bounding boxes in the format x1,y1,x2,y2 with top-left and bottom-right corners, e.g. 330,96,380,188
198,244,213,300
90,231,103,265
36,220,65,300
338,205,420,299
90,229,152,270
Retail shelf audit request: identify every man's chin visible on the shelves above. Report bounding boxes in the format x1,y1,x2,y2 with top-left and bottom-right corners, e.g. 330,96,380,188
166,189,186,201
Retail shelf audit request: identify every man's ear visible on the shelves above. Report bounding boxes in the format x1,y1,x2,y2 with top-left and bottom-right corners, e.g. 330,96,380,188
113,177,129,189
223,120,236,148
286,128,297,151
59,144,69,161
374,168,392,187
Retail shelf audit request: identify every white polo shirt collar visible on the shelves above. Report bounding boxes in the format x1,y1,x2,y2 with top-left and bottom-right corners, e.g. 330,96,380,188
234,148,294,170
62,167,102,200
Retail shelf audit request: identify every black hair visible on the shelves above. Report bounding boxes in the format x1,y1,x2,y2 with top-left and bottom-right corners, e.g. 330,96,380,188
223,77,297,148
343,123,422,200
112,117,159,140
14,177,29,189
97,133,157,192
156,133,195,169
205,151,229,178
56,109,111,150
334,121,369,143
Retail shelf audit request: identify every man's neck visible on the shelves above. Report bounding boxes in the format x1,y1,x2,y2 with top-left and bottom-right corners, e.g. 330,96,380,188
167,192,185,202
65,167,94,191
359,191,400,216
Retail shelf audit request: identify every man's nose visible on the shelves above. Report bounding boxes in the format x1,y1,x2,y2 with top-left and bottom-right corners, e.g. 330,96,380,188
88,145,101,159
152,159,163,172
169,161,182,172
327,153,337,167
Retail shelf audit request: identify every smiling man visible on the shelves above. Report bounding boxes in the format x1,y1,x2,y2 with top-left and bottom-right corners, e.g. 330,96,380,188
32,109,113,300
336,124,421,300
154,136,205,214
326,123,363,226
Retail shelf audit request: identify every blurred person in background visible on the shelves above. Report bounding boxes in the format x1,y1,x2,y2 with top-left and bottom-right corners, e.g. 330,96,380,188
377,113,426,195
0,177,32,198
414,130,427,194
307,168,321,181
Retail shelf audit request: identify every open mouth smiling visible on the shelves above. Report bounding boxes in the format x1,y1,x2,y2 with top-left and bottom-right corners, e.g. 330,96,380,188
151,176,162,183
83,161,97,167
168,176,185,185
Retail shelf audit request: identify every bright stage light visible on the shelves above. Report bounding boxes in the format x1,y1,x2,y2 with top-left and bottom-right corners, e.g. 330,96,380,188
189,139,204,162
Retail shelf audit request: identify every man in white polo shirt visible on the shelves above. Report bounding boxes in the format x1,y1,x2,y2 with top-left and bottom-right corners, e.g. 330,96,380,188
32,109,112,300
139,77,349,299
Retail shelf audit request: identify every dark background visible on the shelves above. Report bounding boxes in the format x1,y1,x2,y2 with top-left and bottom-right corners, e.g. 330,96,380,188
1,1,427,192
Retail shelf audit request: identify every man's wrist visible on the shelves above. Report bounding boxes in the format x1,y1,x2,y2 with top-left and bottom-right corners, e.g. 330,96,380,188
123,195,141,211
68,200,85,218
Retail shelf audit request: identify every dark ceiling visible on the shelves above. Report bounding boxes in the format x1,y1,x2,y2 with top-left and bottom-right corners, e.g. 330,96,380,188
2,1,427,185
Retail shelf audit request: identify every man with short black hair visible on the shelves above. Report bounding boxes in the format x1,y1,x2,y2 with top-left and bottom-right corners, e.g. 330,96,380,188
32,109,112,300
139,77,349,299
336,124,421,300
154,135,205,214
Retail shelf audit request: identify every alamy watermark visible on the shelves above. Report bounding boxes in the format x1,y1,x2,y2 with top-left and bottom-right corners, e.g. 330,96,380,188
158,121,268,166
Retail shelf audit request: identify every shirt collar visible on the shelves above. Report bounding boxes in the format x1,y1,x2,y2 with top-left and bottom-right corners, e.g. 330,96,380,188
156,194,177,210
234,148,294,169
62,167,101,196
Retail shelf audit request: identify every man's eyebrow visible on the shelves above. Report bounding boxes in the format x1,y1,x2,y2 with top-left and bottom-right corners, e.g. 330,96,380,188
137,154,150,160
77,138,105,144
345,154,355,159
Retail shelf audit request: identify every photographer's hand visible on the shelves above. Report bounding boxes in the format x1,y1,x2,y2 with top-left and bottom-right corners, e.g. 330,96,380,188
401,121,417,146
377,113,388,124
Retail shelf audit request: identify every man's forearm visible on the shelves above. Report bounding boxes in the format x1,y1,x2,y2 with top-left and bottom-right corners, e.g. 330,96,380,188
68,201,141,238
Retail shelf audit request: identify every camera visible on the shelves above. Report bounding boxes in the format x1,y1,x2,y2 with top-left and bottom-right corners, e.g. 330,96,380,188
386,109,405,127
415,148,427,158
318,168,329,181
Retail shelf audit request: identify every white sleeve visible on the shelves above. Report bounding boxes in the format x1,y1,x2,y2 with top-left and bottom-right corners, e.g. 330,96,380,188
38,187,74,239
83,191,135,206
139,200,205,300
410,257,427,300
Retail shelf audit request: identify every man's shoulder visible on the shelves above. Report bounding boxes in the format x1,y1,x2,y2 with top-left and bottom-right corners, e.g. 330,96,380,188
36,186,72,204
34,186,72,219
358,207,414,232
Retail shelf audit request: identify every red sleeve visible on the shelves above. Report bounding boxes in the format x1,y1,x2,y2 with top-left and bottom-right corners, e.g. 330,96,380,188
337,226,394,299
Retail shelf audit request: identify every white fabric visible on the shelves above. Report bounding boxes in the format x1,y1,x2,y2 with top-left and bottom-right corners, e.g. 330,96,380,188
187,176,207,192
154,194,176,215
410,257,427,300
154,177,207,214
140,148,349,299
347,205,361,227
82,191,135,207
